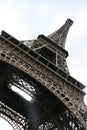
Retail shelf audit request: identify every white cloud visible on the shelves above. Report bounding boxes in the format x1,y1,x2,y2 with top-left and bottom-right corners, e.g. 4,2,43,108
0,1,32,40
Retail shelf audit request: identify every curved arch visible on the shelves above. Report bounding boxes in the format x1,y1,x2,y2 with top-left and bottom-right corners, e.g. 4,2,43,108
0,51,86,129
0,101,29,130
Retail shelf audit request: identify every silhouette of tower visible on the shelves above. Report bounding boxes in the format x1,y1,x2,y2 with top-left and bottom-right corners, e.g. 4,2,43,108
0,19,87,130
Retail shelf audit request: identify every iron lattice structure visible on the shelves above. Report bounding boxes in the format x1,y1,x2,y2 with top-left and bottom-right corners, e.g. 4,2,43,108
0,19,87,130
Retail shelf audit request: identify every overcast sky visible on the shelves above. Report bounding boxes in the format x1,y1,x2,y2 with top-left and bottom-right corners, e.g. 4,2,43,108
0,0,87,129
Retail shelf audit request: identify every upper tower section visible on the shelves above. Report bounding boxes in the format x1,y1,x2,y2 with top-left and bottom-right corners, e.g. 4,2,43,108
48,19,73,48
0,20,85,90
22,19,73,73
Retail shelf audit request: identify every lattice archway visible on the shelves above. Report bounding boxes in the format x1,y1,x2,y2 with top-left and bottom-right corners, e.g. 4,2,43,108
0,101,29,130
0,59,86,130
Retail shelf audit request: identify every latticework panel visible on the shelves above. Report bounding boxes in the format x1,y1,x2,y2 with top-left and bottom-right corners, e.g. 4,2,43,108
0,30,87,130
0,60,86,130
0,101,29,130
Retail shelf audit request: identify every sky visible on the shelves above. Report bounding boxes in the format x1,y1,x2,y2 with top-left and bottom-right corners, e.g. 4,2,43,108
0,0,87,129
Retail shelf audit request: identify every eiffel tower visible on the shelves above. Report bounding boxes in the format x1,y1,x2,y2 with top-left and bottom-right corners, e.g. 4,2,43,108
0,19,87,130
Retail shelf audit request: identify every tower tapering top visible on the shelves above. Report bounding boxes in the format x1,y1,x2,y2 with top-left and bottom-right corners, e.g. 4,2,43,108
65,18,73,25
48,18,73,48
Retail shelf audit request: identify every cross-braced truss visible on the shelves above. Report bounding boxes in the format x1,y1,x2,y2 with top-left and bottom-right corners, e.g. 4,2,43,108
0,101,29,130
0,60,86,130
0,19,87,130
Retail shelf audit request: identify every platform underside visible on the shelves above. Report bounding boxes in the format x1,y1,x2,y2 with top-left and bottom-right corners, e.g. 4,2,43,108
0,60,84,130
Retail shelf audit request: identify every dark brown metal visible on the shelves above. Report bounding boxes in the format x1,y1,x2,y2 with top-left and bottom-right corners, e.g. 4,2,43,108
0,19,87,130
